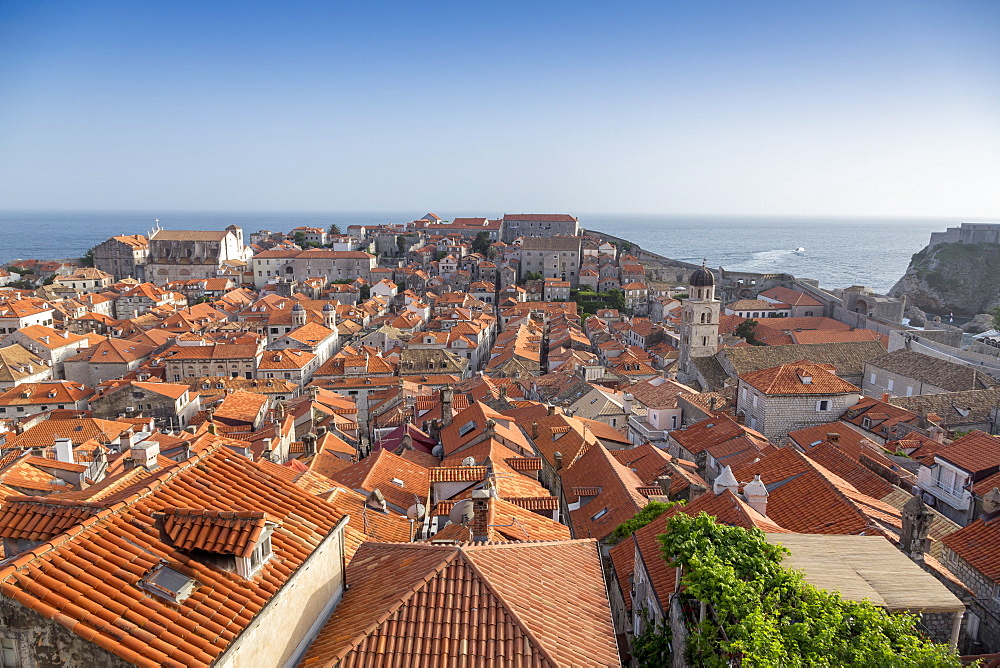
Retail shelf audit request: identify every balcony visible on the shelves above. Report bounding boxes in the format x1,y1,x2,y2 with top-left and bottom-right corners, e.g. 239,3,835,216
917,468,972,511
628,416,670,444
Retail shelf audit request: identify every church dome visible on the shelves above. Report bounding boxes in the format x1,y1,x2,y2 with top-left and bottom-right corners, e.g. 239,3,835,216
689,266,715,287
292,302,305,312
322,302,335,312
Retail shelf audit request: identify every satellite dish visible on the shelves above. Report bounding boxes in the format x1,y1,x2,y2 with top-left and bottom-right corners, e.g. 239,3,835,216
406,503,426,520
448,499,475,525
431,444,444,457
461,456,476,467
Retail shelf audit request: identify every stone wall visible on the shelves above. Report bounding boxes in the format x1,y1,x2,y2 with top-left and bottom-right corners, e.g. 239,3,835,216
943,546,1000,652
738,382,860,445
0,596,134,667
918,611,960,647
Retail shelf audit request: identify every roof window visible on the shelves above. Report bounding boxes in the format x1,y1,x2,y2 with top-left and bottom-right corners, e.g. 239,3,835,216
591,508,608,521
140,564,198,604
458,420,476,437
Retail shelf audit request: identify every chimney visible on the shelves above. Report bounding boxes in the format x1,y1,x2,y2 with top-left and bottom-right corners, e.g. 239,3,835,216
709,396,718,413
826,432,841,445
742,474,769,516
695,450,709,479
655,474,672,497
713,465,738,495
121,430,134,451
980,487,1000,523
546,404,556,416
470,489,492,542
366,489,387,513
881,392,890,403
302,433,317,458
484,419,496,439
130,440,160,469
317,425,328,437
208,422,217,435
441,386,454,427
554,451,563,471
900,494,934,563
531,422,539,440
497,385,507,401
54,437,74,464
623,393,634,415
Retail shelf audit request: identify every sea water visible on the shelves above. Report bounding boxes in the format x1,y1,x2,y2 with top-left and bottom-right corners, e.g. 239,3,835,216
0,211,956,293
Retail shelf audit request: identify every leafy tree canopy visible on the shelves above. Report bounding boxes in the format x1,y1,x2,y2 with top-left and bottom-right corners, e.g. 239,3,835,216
328,223,341,235
735,318,759,344
606,500,676,545
472,231,491,255
652,513,961,667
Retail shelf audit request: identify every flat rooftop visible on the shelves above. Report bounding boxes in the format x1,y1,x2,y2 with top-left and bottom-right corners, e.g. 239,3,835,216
764,533,964,613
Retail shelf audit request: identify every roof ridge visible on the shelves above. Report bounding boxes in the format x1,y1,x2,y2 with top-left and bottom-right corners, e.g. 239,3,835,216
332,547,461,662
459,548,561,667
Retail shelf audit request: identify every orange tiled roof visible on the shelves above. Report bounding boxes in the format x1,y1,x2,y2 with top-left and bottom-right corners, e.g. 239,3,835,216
562,443,649,541
942,518,1000,583
0,443,359,667
331,449,429,511
158,508,271,558
740,361,860,395
300,539,619,667
0,496,104,541
934,431,1000,474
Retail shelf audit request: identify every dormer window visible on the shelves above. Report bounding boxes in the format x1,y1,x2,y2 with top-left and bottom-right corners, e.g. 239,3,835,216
156,508,277,580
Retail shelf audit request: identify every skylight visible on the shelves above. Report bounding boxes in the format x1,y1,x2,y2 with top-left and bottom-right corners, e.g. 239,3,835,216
591,508,608,521
140,564,198,603
458,420,476,437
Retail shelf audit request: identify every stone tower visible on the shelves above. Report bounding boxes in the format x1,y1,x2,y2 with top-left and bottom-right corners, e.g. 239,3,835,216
291,302,307,328
322,302,337,330
678,261,720,383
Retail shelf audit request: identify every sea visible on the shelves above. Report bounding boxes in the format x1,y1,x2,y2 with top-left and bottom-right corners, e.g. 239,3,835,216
0,211,959,295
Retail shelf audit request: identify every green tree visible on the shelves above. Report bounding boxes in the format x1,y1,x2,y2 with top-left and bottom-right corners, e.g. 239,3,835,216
606,501,676,545
328,223,341,235
359,285,371,300
293,231,307,248
472,231,491,255
397,235,407,255
606,288,626,312
990,306,1000,329
522,271,543,282
80,246,96,267
735,318,759,344
649,513,961,667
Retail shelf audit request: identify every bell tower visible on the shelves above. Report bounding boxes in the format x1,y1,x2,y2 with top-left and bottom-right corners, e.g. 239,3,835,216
678,261,720,383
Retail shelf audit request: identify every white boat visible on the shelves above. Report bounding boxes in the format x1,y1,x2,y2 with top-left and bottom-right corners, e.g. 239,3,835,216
794,247,806,252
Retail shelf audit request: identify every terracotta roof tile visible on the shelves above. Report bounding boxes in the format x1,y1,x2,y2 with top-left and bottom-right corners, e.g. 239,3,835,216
300,539,618,667
740,361,860,395
0,443,352,667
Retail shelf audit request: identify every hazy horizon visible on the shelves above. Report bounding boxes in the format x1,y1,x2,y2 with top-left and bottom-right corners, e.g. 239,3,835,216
2,1,998,217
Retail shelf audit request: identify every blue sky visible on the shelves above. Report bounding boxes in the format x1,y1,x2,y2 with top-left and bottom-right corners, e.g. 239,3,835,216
1,1,998,216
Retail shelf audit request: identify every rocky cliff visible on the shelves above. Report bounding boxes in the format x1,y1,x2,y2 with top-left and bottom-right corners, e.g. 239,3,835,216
889,241,1000,316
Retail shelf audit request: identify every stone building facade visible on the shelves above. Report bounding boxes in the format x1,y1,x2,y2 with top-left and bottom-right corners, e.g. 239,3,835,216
146,226,249,283
92,234,149,281
736,363,862,445
518,236,582,285
501,213,579,242
250,249,376,289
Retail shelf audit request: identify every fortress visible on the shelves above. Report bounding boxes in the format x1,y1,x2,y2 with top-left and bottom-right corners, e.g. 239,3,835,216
928,222,1000,248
